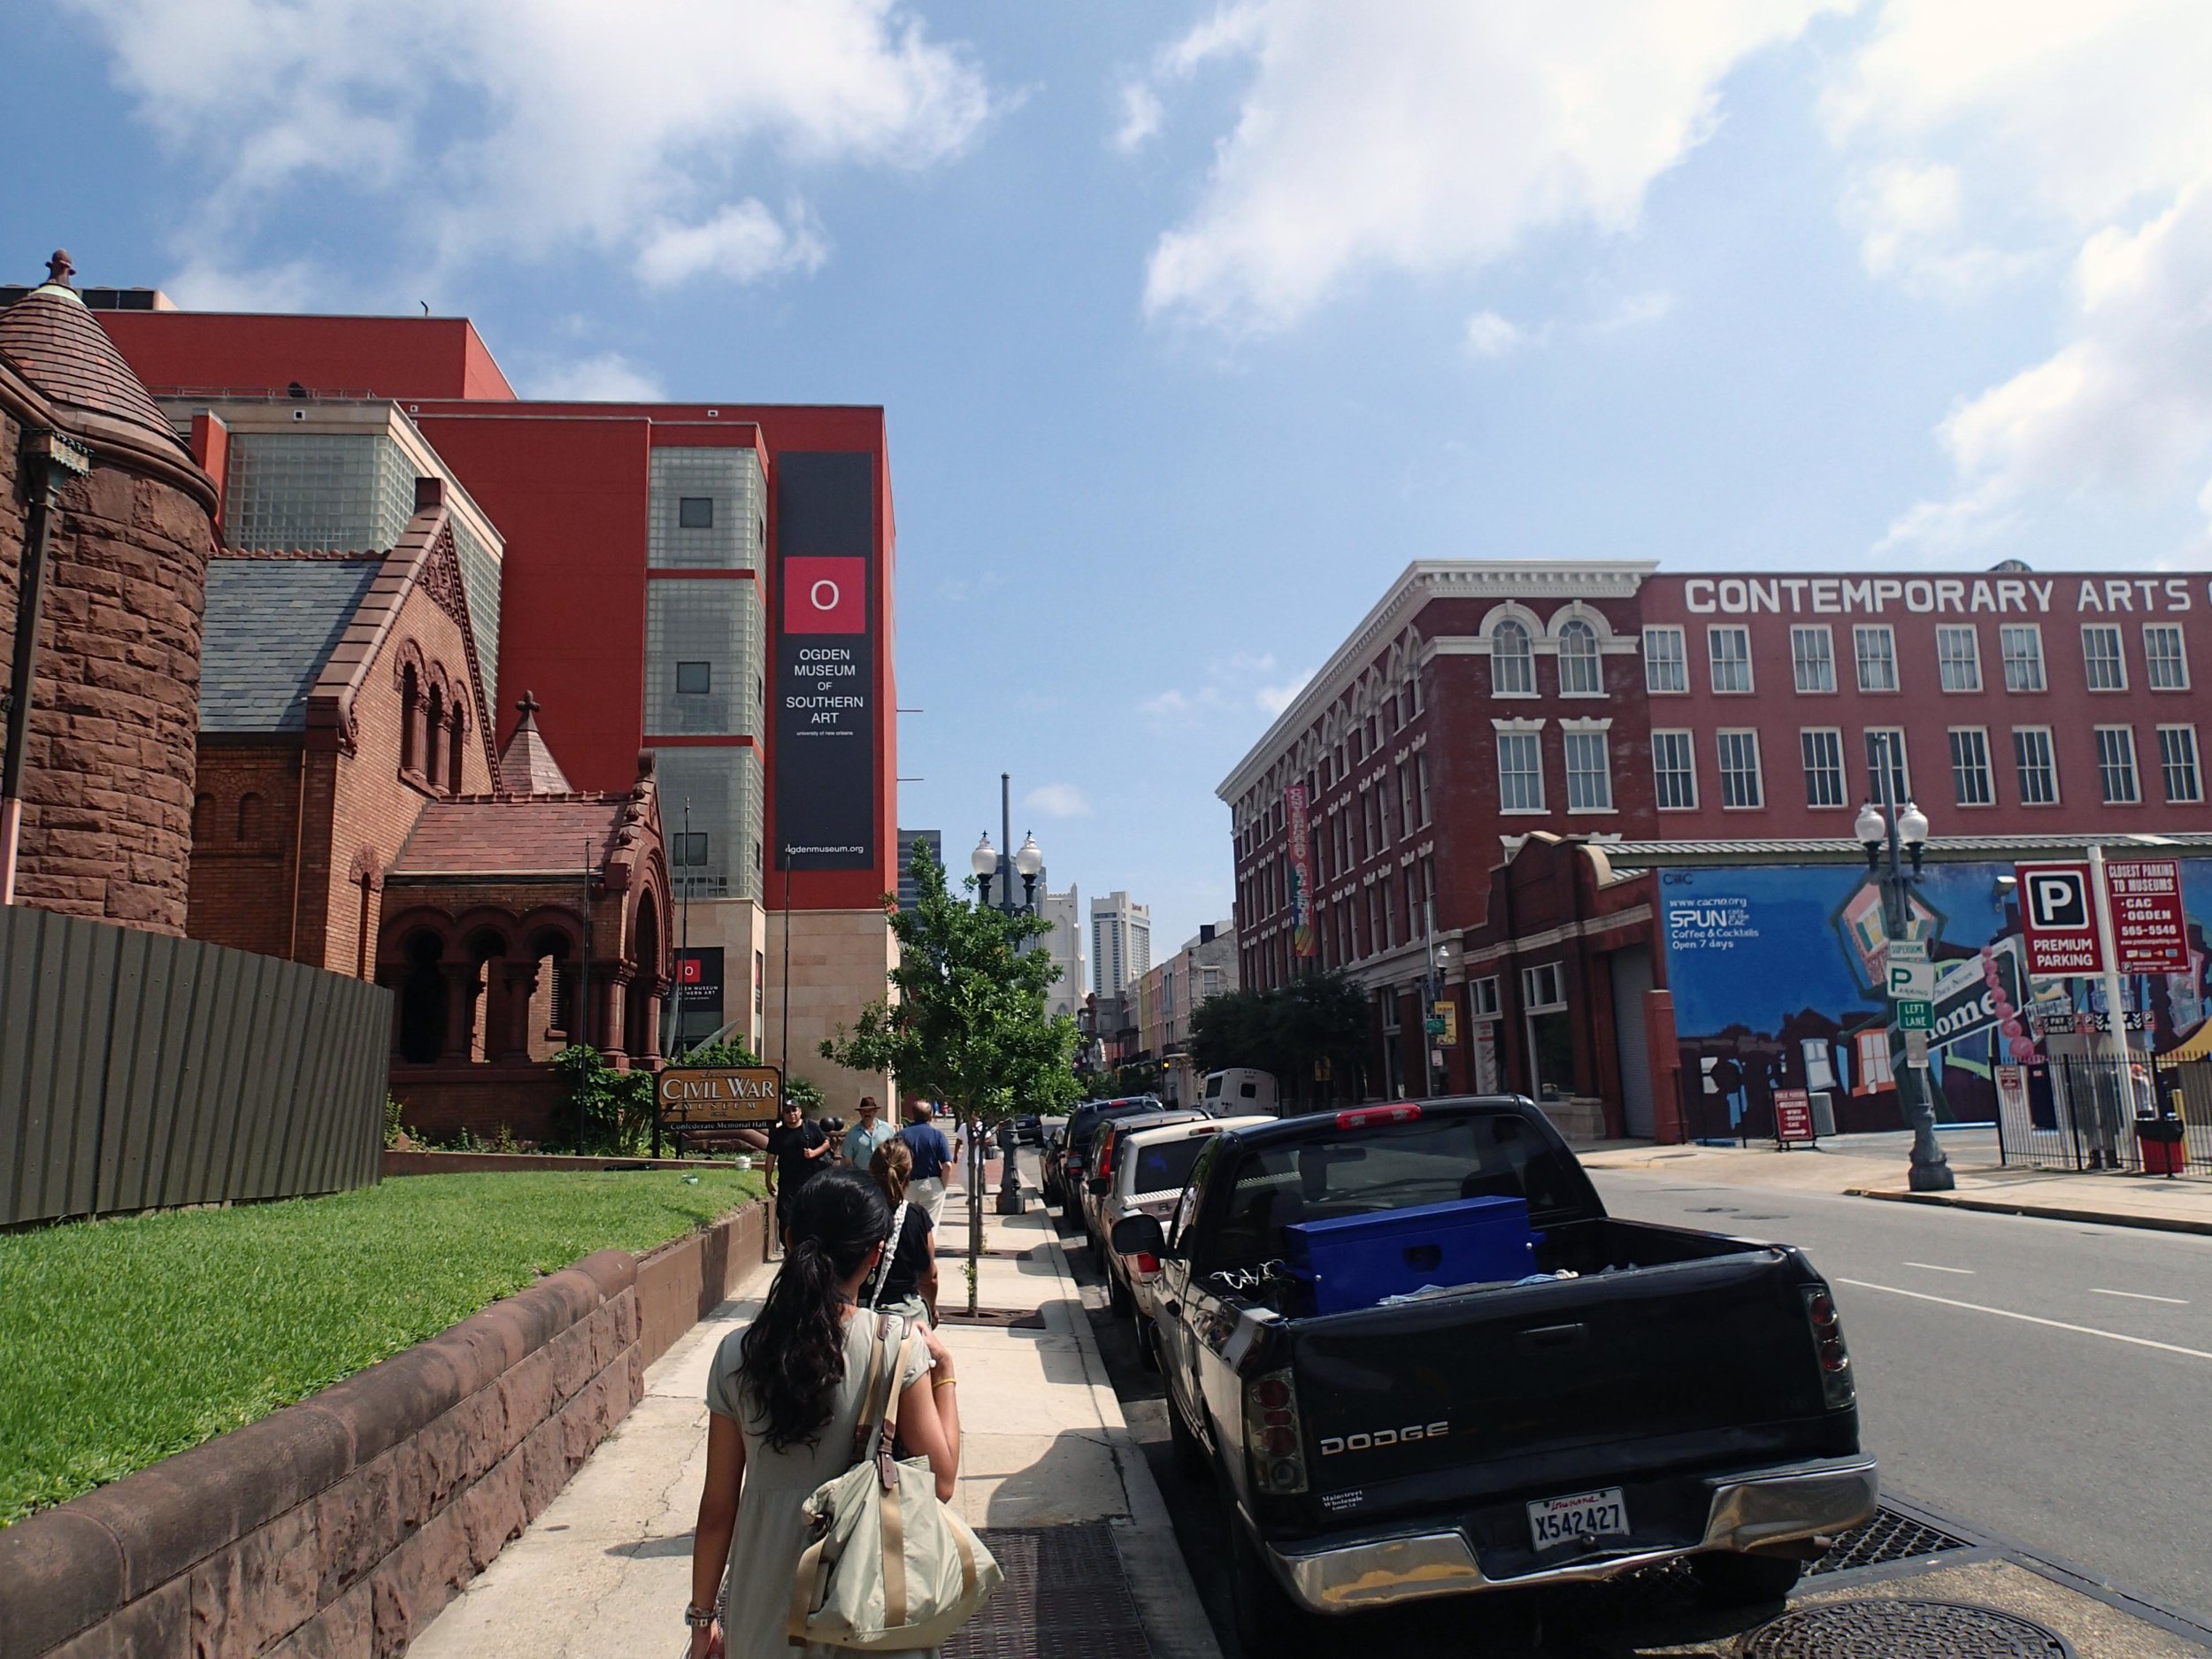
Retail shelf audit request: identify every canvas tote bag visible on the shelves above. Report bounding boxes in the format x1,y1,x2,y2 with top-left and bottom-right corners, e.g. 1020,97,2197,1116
786,1314,1002,1650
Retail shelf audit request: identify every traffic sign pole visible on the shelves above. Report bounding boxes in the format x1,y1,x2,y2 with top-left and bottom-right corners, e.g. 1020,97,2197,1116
2087,844,2132,1068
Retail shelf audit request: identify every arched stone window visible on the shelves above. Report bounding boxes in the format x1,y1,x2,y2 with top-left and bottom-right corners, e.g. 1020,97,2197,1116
445,705,466,795
424,681,446,792
1557,619,1603,695
1492,619,1534,696
236,792,263,842
400,663,422,775
192,793,213,841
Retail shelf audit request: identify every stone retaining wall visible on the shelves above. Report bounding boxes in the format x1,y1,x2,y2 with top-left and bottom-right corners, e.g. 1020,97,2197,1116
0,1200,770,1659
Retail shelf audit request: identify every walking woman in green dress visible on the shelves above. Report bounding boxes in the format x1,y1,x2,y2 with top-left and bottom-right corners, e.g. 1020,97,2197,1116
687,1167,964,1658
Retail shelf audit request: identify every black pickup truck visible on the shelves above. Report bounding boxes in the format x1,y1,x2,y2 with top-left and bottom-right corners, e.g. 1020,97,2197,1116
1116,1096,1874,1654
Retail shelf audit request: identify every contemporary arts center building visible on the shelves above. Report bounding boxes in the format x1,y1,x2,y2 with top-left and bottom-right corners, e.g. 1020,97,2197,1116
96,301,899,1109
1221,561,2212,1146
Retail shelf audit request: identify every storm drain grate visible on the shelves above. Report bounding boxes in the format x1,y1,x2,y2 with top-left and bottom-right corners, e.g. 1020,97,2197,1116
941,1522,1153,1658
1743,1598,2073,1657
936,1307,1048,1329
1807,1505,1976,1575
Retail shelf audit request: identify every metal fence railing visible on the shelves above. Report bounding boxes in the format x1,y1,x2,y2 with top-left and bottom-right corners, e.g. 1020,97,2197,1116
1,907,392,1226
1998,1053,2212,1177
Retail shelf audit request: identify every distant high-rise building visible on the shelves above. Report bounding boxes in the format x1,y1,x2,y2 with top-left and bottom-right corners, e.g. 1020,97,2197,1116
896,828,942,910
1090,891,1151,998
1039,885,1087,1021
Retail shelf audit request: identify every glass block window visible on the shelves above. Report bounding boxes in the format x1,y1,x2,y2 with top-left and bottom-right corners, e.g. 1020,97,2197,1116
225,431,415,552
1652,730,1696,809
649,447,765,570
2001,625,2045,692
1643,626,1686,693
1949,727,1993,806
1491,620,1534,695
2013,727,2059,805
652,745,764,902
1708,626,1754,693
646,579,763,737
1717,730,1763,809
2145,624,2189,690
1801,728,1846,808
2083,625,2125,690
1936,626,1982,692
1563,730,1613,810
1791,626,1834,693
1855,626,1898,692
1497,732,1544,811
2159,726,2201,803
1863,728,1909,803
2094,726,2139,803
1557,620,1603,695
449,514,502,712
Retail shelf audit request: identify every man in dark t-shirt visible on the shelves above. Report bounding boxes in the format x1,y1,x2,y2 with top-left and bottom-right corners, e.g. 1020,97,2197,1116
764,1099,829,1248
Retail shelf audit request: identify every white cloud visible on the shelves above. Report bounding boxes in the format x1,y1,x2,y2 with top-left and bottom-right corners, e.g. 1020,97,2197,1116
1594,289,1675,331
1254,672,1312,716
1023,783,1093,818
1463,310,1528,358
1134,0,1839,333
635,201,828,288
65,0,989,291
1142,652,1311,725
1113,82,1164,153
1828,3,2212,549
526,352,668,403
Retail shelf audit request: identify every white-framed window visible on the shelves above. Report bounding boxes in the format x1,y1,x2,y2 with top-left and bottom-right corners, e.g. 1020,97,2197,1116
1948,727,1994,807
2013,727,2059,806
1855,625,1898,692
1416,753,1432,826
1791,626,1835,694
1557,619,1604,695
1564,729,1614,811
1863,728,1909,803
1522,962,1567,1010
2001,624,2046,692
1800,728,1846,808
1708,626,1754,694
1717,729,1763,809
1469,976,1502,1018
1397,761,1416,833
1651,730,1697,810
2094,725,2139,803
1492,619,1535,696
1496,730,1545,812
1643,626,1687,694
1936,625,1982,693
2083,624,2126,691
2145,624,2189,691
1407,667,1425,716
2158,726,2202,803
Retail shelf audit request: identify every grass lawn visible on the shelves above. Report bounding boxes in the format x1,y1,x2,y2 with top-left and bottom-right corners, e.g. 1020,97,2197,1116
0,1168,761,1525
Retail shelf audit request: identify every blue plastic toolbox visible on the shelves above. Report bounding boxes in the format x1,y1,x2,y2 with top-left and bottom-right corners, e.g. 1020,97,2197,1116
1283,1195,1541,1315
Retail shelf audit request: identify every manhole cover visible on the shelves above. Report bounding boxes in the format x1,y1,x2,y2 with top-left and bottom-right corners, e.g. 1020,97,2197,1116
1744,1599,2073,1658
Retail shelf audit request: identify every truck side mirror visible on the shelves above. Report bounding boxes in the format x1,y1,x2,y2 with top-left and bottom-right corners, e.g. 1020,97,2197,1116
1112,1214,1166,1257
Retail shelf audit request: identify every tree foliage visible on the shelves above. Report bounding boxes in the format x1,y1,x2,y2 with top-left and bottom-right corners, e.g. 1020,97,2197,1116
1187,970,1371,1106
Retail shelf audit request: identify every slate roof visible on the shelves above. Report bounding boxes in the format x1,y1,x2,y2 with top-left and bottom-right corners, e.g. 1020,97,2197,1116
388,795,628,877
0,280,179,448
199,557,383,733
496,695,573,793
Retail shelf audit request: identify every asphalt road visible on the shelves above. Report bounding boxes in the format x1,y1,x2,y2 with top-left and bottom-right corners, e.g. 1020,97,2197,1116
1592,1165,2212,1623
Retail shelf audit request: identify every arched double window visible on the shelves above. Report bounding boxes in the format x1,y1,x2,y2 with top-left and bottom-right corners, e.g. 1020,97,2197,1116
1492,619,1534,695
399,664,422,774
1557,619,1603,695
424,682,447,792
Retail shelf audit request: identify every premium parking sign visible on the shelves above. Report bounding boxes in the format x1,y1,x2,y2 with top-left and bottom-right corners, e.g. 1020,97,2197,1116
2015,862,2102,976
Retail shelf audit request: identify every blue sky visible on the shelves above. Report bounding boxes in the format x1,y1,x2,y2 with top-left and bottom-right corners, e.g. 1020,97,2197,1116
8,2,2212,955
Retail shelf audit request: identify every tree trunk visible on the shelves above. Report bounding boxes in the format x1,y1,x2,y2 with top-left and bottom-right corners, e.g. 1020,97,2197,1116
965,1105,984,1316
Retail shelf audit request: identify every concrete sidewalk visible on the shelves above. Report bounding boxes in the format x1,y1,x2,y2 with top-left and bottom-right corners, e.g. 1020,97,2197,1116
411,1170,1218,1659
1583,1136,2212,1234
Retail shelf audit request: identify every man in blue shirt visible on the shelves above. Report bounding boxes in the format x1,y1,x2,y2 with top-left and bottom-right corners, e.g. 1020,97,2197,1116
841,1095,896,1171
899,1098,953,1225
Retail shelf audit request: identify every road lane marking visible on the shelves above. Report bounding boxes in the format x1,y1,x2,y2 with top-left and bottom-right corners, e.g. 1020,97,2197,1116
1835,1279,2212,1362
2090,1288,2191,1305
1902,1262,1975,1274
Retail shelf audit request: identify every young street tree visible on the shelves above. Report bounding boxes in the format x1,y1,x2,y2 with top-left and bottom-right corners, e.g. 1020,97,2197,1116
819,840,1079,1313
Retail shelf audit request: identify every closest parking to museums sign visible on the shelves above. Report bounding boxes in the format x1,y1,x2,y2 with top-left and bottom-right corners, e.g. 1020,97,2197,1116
657,1066,783,1131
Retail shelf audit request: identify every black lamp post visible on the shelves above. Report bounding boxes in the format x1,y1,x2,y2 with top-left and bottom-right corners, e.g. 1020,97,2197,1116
971,788,1047,1215
1855,734,1955,1193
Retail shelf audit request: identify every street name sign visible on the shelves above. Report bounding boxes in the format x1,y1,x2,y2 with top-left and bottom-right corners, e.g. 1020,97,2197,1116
2015,863,2101,975
657,1065,784,1130
2103,857,2188,974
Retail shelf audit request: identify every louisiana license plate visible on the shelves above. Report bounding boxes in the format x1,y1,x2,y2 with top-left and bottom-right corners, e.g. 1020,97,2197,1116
1526,1487,1629,1551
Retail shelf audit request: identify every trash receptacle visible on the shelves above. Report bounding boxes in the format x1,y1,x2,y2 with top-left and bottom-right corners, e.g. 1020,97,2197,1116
2135,1114,2187,1176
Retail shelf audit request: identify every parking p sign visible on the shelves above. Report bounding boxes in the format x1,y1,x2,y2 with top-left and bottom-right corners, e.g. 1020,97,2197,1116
2016,862,2102,976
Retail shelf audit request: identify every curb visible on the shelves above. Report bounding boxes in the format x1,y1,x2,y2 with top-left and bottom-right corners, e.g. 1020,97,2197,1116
1847,1187,2212,1237
1031,1211,1225,1659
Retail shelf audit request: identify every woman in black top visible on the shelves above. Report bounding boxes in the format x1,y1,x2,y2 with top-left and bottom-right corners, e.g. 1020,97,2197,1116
865,1138,939,1325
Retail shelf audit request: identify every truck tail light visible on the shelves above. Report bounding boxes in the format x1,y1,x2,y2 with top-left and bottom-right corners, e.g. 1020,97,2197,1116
1243,1369,1308,1494
1804,1287,1855,1409
1133,1252,1160,1278
1335,1103,1421,1130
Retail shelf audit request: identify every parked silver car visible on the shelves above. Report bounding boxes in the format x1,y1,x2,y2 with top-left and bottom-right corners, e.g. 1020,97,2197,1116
1096,1115,1271,1363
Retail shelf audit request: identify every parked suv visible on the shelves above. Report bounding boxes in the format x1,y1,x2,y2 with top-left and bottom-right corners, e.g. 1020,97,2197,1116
1098,1115,1272,1352
1081,1108,1209,1253
1043,1096,1161,1212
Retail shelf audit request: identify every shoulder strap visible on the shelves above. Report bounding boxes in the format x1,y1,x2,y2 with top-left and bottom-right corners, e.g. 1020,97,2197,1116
864,1202,910,1310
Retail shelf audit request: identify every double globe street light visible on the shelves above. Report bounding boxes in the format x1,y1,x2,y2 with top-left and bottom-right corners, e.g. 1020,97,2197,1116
972,796,1047,1215
1855,738,1955,1193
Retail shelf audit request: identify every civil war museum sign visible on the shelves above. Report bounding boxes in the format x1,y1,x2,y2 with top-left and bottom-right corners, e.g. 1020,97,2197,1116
774,452,876,870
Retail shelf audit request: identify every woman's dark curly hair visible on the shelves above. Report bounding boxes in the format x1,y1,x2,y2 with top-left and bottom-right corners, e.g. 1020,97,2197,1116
738,1167,890,1450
